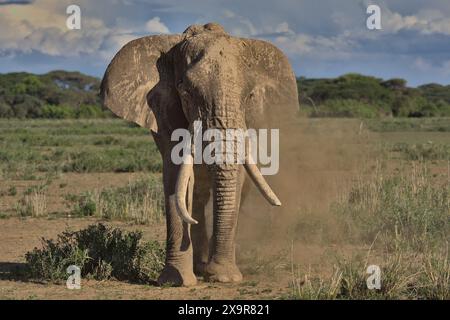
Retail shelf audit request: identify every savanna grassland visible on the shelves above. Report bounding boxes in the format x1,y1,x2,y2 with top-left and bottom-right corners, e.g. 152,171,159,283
0,117,448,300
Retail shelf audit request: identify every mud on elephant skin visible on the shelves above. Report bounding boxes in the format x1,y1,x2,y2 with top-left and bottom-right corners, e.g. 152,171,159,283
100,22,299,286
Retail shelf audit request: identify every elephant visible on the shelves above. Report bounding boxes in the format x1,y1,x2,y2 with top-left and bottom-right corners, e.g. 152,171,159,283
100,22,299,286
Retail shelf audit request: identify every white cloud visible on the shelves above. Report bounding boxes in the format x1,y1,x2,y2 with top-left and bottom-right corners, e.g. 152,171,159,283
273,22,294,35
220,9,257,36
145,17,170,34
0,1,111,57
274,32,355,59
382,7,450,35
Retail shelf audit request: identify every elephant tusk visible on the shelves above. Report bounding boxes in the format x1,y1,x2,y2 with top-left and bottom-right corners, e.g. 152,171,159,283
244,144,282,207
174,153,198,224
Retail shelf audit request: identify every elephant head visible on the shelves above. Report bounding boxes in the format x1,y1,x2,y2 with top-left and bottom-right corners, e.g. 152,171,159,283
101,22,299,284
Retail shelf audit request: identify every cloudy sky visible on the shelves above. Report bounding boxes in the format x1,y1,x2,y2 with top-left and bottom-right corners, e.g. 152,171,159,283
0,0,449,86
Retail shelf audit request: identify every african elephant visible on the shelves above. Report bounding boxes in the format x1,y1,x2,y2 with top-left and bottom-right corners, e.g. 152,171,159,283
100,23,299,286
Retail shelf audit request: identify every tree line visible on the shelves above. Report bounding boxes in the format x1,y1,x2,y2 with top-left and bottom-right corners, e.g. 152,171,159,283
0,71,449,119
298,73,450,118
0,71,108,119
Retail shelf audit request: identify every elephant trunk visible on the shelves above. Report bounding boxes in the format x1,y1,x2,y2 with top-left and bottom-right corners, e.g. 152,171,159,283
212,162,239,261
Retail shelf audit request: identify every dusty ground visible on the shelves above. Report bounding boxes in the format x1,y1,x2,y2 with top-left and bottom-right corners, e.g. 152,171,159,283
0,216,350,300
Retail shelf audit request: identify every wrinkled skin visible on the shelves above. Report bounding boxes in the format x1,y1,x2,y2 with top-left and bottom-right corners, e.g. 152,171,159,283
101,23,299,286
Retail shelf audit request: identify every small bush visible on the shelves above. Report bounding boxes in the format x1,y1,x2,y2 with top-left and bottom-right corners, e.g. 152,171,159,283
66,192,97,217
310,99,379,118
25,224,165,283
8,186,17,196
76,104,106,119
41,105,76,119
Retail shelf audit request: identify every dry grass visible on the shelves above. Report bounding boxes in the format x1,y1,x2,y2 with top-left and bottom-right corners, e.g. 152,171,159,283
65,176,164,224
16,190,47,217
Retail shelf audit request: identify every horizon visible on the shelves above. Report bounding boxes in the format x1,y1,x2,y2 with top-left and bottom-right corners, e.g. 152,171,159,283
0,1,449,86
1,69,448,89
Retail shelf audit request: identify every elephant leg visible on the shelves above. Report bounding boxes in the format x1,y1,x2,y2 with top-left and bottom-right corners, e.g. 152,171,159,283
157,153,197,287
191,165,212,276
205,166,245,283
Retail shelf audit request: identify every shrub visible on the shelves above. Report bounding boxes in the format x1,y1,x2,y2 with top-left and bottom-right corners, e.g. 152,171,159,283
8,186,17,196
41,104,76,119
76,104,106,118
67,191,97,216
310,99,379,118
25,224,165,282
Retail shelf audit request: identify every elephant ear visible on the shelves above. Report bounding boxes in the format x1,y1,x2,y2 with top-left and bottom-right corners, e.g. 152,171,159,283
239,39,299,127
101,35,182,132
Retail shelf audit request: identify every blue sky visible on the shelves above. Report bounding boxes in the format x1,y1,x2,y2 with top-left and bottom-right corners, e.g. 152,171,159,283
0,0,449,86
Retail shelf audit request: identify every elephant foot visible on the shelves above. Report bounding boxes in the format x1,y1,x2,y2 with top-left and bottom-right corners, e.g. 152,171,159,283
204,260,243,283
157,265,197,287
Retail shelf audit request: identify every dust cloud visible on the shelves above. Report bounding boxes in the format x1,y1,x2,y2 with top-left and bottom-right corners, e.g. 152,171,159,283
237,116,372,268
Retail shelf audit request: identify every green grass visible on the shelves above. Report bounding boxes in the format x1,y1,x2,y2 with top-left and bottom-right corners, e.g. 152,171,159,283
0,119,161,179
336,162,449,250
389,142,450,160
365,117,450,132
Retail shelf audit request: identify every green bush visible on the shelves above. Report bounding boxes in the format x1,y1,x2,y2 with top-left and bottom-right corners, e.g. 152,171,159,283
41,105,76,119
76,104,106,118
311,99,379,118
8,186,17,196
66,192,97,216
25,224,165,282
